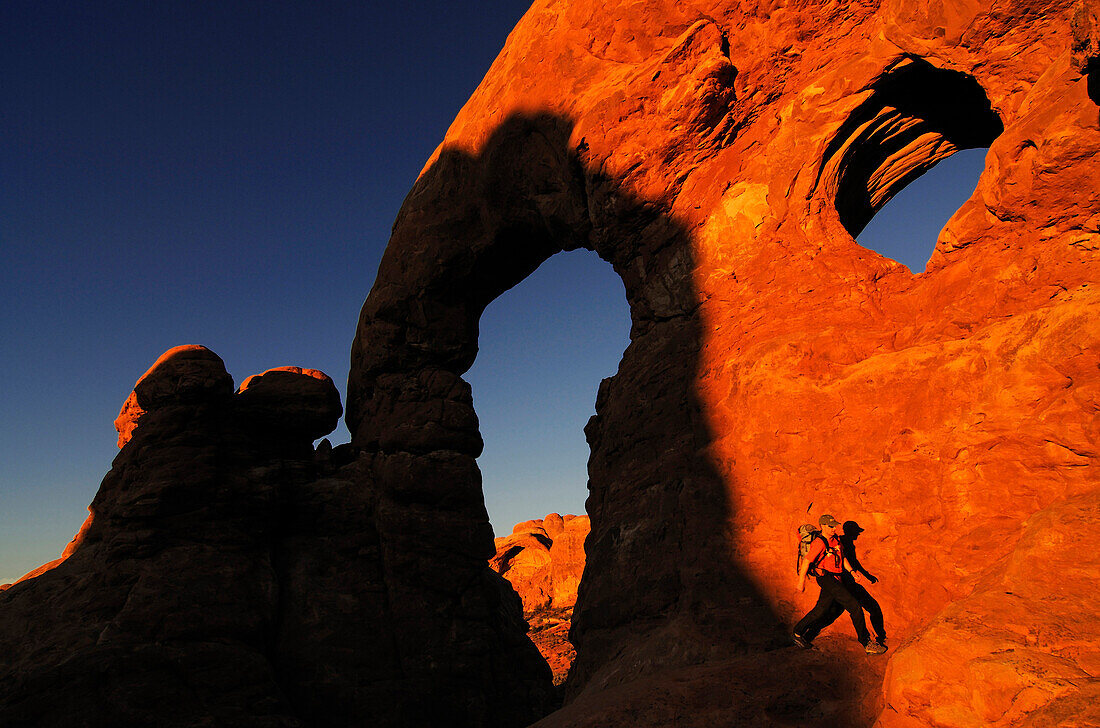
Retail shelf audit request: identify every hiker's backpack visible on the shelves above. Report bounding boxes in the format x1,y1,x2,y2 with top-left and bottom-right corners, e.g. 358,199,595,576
796,524,826,575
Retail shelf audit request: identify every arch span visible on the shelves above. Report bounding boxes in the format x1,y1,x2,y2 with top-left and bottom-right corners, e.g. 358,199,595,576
820,56,1003,241
346,111,860,723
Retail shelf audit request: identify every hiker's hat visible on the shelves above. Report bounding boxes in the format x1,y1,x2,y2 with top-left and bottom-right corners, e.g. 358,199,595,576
819,514,841,528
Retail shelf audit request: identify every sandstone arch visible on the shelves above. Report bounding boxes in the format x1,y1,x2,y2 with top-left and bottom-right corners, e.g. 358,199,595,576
346,110,796,713
347,2,1100,725
819,55,1004,241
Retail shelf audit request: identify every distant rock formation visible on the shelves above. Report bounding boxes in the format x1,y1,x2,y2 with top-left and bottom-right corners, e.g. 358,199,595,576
491,514,590,683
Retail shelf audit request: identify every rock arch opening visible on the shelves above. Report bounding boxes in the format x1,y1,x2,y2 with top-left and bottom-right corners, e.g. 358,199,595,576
856,147,988,273
467,249,629,537
470,248,630,685
822,57,1003,268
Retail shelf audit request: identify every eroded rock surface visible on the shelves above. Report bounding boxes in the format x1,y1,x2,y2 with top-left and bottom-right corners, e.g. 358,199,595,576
3,0,1099,726
491,514,590,683
345,0,1100,725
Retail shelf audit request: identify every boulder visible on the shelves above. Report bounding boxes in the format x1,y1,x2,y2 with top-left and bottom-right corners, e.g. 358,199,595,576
237,366,343,441
113,344,232,447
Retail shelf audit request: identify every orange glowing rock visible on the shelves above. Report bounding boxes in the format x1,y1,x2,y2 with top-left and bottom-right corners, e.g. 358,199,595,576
3,0,1099,724
492,513,589,614
344,0,1100,723
492,514,590,684
0,510,94,590
113,344,232,447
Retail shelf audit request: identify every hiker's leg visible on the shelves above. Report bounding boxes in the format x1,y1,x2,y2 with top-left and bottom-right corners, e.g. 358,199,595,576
803,601,844,642
821,575,871,645
842,575,885,640
793,578,834,640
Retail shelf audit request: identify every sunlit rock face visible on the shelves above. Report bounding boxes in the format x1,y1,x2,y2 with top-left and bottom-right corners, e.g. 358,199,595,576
346,0,1100,725
491,514,590,683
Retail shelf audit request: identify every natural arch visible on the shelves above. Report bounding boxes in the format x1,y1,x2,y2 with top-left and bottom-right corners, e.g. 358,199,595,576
3,6,1095,728
346,110,790,722
469,248,630,684
468,249,629,535
856,147,988,273
820,56,1003,243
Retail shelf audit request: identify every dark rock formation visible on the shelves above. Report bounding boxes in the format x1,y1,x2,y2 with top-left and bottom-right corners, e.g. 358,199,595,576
0,346,553,727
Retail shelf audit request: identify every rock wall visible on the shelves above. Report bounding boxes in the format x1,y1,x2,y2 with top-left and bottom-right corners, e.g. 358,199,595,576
346,0,1100,725
491,514,588,614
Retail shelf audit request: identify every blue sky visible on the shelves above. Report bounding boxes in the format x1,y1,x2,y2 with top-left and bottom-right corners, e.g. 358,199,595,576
0,2,985,584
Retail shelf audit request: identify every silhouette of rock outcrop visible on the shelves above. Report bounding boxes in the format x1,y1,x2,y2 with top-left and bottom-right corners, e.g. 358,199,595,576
0,346,552,727
3,0,1100,726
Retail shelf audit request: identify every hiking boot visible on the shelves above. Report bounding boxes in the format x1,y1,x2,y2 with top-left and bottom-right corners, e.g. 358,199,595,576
864,640,887,655
792,632,811,649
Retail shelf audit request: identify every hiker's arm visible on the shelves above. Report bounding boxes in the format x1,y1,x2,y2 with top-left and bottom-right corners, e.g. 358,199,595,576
845,550,878,582
797,557,810,592
843,557,876,582
797,543,818,592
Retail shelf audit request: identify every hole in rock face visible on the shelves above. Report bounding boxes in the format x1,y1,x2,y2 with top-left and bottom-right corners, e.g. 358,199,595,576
466,247,629,684
826,57,1003,269
856,147,988,273
467,248,629,536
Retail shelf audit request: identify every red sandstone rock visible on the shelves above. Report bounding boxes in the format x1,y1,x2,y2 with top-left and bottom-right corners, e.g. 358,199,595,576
0,510,93,590
113,344,232,447
3,1,1099,726
528,612,576,688
491,514,590,684
878,490,1100,728
132,343,233,408
344,1,1100,725
542,512,565,537
492,514,588,614
549,516,587,610
492,528,554,612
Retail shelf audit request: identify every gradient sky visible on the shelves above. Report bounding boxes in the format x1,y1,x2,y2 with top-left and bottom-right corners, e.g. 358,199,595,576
0,1,986,584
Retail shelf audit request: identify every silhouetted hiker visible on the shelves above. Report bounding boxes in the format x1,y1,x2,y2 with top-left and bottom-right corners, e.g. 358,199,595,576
793,514,887,654
800,520,887,647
